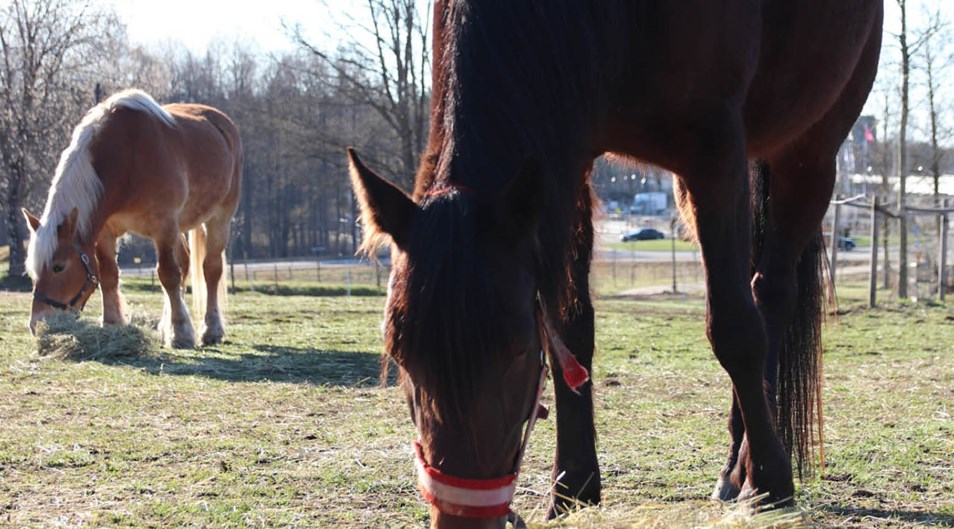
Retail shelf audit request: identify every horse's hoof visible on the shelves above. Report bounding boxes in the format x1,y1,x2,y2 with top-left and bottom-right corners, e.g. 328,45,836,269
200,322,224,346
737,483,758,502
201,332,224,346
712,475,742,502
170,337,196,349
738,481,795,509
507,511,527,529
166,326,196,349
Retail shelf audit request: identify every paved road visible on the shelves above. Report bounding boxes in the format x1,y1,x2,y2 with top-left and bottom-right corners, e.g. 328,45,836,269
118,215,884,275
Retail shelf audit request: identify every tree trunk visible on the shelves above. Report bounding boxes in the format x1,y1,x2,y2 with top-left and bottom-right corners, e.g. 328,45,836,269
4,165,26,277
896,0,910,299
880,92,892,290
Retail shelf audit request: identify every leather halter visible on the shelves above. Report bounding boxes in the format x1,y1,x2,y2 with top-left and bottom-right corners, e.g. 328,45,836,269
33,252,98,311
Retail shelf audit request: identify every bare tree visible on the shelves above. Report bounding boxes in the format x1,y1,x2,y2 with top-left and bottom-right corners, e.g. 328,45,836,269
878,87,894,289
918,8,951,205
0,0,118,277
896,0,913,298
892,0,945,298
291,0,431,189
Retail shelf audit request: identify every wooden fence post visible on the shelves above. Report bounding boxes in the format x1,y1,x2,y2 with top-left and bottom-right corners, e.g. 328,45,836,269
869,198,879,308
670,217,678,294
939,199,949,302
830,196,841,288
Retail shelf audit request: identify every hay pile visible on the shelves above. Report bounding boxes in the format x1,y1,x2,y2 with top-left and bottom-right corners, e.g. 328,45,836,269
34,312,160,360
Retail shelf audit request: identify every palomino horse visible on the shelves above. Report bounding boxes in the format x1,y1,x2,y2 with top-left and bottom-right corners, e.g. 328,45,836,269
24,89,242,349
350,1,882,527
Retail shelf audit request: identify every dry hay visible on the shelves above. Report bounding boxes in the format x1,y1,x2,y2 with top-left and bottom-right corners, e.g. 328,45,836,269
34,312,160,360
523,497,806,529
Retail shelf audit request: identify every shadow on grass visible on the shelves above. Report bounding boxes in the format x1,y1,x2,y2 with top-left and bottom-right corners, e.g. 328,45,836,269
122,282,386,297
821,505,954,527
74,339,397,388
0,272,31,292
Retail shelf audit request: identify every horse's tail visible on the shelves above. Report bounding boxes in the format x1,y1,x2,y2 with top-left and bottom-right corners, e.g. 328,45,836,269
751,161,828,479
189,226,208,318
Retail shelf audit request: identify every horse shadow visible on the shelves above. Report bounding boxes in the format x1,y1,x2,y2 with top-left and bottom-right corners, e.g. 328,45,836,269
66,329,397,388
820,505,954,527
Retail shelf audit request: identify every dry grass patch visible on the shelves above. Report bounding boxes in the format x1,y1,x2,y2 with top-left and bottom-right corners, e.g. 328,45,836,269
529,498,806,528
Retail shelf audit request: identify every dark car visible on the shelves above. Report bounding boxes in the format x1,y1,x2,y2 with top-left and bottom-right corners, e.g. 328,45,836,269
838,236,856,251
621,228,666,242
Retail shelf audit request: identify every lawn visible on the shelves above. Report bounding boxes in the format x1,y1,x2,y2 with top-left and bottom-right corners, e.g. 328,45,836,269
0,276,950,528
604,239,699,252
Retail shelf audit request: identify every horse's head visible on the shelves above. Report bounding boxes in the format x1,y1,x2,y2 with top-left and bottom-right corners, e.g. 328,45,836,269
23,207,98,335
349,148,561,528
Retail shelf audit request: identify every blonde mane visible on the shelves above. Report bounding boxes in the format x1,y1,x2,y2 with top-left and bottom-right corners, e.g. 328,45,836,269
26,89,175,279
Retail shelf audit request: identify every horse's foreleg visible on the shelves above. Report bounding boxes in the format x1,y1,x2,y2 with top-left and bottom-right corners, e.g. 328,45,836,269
200,217,230,345
548,188,601,518
681,115,793,506
96,234,126,326
156,233,195,349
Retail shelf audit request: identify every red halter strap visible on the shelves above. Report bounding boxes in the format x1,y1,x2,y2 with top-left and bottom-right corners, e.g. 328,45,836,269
414,350,549,519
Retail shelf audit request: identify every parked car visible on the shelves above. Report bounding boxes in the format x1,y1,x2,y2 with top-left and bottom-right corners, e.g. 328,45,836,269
824,233,858,251
621,228,666,242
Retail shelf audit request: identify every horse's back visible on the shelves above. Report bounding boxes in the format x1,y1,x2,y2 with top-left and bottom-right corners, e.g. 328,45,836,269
163,103,242,230
743,0,883,154
600,0,880,170
91,101,241,235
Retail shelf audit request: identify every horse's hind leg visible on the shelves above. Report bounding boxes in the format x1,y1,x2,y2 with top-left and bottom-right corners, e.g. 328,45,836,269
717,24,882,500
96,233,126,326
200,215,230,345
156,230,196,349
681,112,794,506
548,186,601,517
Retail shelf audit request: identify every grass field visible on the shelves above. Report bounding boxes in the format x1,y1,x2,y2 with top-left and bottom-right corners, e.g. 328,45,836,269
604,239,699,252
0,275,951,528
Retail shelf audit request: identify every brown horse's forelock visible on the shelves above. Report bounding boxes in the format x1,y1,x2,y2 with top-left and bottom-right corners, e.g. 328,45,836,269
385,194,514,425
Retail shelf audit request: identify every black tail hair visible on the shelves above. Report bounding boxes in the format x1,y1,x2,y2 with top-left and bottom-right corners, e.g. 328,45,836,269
751,161,827,479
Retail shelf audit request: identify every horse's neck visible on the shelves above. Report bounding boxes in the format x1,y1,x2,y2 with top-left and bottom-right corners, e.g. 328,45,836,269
432,5,603,193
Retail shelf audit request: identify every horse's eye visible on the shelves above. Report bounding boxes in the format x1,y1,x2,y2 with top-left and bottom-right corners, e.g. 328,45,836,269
52,264,65,274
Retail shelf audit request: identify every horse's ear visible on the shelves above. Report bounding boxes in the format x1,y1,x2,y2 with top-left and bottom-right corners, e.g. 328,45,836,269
22,209,41,233
348,148,416,251
58,207,79,238
496,156,544,237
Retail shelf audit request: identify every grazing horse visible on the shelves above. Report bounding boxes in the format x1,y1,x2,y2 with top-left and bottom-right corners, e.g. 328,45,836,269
24,89,242,349
350,1,882,527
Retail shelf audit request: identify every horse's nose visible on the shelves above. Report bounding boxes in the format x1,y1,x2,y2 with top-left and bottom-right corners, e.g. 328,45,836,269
28,317,38,336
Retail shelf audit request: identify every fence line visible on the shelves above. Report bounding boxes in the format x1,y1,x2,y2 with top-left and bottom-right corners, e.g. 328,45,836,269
829,194,952,307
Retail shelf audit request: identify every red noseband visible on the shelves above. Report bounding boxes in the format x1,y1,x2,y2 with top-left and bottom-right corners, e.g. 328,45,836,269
410,293,591,519
414,441,517,518
414,350,550,519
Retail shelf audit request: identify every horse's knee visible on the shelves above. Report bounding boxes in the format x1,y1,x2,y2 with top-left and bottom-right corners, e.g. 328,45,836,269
203,254,224,283
708,303,767,378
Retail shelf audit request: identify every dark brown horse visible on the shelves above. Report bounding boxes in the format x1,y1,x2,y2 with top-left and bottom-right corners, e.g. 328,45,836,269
349,2,882,527
24,89,242,349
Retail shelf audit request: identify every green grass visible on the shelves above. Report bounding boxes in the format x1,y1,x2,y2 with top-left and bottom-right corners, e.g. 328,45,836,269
0,277,951,528
605,239,700,252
